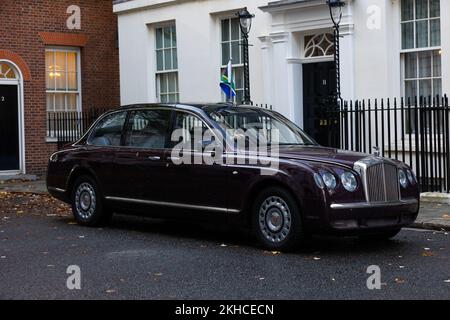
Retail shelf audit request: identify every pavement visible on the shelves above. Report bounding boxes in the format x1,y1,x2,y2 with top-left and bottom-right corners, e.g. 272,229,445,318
1,178,449,231
0,178,47,194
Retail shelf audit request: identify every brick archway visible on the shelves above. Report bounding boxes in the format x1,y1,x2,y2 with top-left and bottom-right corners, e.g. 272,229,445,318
0,50,31,81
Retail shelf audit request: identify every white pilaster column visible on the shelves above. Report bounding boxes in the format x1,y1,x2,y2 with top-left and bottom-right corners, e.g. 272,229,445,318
258,36,274,106
286,58,303,127
339,24,355,101
441,1,450,96
270,32,296,121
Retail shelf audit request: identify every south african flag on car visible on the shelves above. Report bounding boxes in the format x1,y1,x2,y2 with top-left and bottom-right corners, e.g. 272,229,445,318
220,60,236,101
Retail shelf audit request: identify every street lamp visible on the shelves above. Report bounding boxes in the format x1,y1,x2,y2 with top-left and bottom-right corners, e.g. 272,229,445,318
237,8,254,105
327,0,345,102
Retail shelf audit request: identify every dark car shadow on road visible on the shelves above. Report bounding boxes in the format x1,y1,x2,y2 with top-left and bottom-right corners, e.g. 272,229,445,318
56,211,410,256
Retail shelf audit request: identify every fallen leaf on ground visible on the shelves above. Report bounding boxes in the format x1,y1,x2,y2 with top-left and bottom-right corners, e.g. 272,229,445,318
422,251,435,257
220,244,227,247
313,257,321,261
394,277,406,284
444,280,450,283
105,289,116,293
271,251,281,255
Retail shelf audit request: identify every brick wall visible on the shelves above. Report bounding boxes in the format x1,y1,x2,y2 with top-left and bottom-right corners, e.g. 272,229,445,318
0,0,120,175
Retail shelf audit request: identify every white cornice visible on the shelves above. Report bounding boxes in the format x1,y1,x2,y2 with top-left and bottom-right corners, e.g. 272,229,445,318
260,0,328,13
113,0,195,14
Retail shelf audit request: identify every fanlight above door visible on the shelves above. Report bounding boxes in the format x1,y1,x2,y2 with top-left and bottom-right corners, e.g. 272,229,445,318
0,63,18,80
304,33,335,58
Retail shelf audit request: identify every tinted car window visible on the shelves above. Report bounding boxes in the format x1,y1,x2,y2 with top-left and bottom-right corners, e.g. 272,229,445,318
89,112,126,146
171,111,211,150
124,109,171,149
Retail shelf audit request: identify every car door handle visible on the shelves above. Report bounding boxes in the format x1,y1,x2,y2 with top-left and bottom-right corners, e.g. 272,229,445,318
148,156,161,161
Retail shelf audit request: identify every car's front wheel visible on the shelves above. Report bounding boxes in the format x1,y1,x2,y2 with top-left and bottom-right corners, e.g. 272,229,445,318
252,187,304,251
71,175,112,227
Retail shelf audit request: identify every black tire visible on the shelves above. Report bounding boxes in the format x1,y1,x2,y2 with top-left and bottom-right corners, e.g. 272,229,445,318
252,187,304,251
358,228,402,242
71,175,112,227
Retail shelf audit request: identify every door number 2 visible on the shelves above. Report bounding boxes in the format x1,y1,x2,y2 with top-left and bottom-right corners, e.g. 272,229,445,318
1,96,4,102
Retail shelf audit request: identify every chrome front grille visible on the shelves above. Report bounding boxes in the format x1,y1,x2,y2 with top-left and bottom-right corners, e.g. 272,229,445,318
355,158,400,203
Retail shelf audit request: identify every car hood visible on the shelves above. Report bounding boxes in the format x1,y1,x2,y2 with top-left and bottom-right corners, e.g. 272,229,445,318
276,145,370,168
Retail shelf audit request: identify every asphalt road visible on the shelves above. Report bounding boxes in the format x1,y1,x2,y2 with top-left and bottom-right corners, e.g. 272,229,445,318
0,211,449,300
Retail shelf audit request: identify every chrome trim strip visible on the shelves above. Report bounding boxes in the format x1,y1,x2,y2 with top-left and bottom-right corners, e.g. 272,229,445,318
330,198,418,210
48,187,66,193
105,196,240,214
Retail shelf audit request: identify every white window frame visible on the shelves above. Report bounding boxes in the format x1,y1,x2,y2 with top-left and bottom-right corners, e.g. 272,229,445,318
45,47,82,113
400,0,441,50
220,17,244,103
401,50,442,99
400,0,441,99
155,24,179,103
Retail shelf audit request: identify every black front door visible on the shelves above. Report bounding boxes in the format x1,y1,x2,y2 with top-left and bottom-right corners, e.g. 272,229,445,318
302,62,338,147
0,85,20,171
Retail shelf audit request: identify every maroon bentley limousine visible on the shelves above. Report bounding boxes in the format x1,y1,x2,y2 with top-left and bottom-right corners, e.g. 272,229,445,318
47,103,420,250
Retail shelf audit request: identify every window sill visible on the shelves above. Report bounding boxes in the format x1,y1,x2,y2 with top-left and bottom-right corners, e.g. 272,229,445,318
46,137,58,143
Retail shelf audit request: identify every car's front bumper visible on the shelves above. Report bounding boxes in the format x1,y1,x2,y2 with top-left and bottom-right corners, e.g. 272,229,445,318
322,198,419,235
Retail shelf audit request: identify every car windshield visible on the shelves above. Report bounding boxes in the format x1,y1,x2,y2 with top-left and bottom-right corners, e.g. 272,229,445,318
205,107,316,146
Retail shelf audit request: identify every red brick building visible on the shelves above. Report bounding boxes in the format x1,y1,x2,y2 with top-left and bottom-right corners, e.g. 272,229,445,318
0,0,120,176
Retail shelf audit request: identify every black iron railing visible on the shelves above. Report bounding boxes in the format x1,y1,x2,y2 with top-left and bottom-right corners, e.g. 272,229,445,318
334,95,449,193
47,108,108,149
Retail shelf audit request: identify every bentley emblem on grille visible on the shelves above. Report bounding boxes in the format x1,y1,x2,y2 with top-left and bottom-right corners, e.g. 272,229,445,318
372,146,380,157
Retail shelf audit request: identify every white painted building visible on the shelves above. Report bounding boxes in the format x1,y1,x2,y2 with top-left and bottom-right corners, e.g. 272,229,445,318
113,0,449,133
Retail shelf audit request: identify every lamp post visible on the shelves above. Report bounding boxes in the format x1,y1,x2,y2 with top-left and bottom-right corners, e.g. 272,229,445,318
327,0,345,103
237,8,254,105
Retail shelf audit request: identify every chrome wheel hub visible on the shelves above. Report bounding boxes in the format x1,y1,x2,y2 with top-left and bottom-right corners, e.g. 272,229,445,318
75,182,96,220
259,196,291,243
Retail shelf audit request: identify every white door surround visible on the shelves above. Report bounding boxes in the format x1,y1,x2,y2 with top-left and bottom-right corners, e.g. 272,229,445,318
0,60,25,175
259,1,355,128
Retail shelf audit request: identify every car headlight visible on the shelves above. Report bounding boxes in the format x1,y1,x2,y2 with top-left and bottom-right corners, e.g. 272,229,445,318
341,171,358,192
407,170,416,185
399,170,408,188
314,173,325,189
321,172,337,190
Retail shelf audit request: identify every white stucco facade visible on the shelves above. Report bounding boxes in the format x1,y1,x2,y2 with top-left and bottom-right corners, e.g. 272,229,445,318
114,0,449,128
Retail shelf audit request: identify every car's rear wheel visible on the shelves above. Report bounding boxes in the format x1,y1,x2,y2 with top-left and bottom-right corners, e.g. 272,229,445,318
252,187,304,251
71,175,112,227
358,228,402,242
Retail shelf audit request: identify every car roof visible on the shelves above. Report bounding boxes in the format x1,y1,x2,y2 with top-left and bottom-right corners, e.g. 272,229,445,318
118,102,267,112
